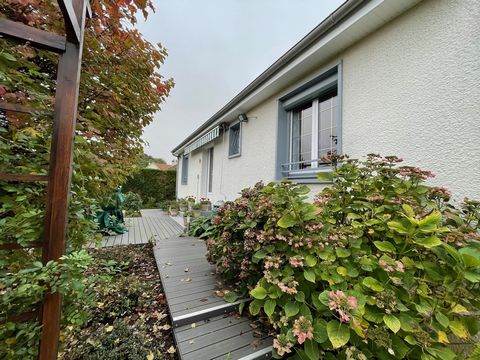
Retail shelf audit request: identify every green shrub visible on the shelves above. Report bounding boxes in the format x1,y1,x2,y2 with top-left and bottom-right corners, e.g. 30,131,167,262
207,154,480,359
123,169,176,208
123,192,143,217
187,214,215,239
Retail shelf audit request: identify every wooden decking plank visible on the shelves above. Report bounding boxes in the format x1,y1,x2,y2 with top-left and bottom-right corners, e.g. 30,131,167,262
213,344,273,360
175,315,250,342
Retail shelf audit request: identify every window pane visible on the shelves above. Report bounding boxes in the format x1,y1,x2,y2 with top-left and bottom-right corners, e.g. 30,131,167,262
229,123,241,156
318,94,338,160
291,105,312,169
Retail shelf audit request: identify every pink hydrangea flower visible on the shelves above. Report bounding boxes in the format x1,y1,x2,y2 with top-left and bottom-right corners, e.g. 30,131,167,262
289,256,304,268
273,334,293,356
329,290,358,323
292,316,314,344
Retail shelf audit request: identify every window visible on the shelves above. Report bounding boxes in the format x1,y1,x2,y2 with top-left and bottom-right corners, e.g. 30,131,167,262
181,155,189,185
228,122,241,157
289,91,338,170
276,63,342,181
207,148,214,193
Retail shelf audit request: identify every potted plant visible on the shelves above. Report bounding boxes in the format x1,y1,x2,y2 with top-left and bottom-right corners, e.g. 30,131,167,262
179,199,188,212
186,196,195,209
200,197,211,211
169,202,179,216
160,201,170,215
183,210,192,227
191,203,202,218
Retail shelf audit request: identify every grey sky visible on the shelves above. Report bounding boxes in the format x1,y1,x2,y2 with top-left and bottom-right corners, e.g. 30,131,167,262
136,0,345,162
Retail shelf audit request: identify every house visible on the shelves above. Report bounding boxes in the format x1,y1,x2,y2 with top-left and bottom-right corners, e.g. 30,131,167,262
172,0,480,203
146,162,176,171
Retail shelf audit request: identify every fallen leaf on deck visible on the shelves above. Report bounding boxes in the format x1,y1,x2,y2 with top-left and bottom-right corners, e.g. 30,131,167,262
167,346,176,354
200,298,208,302
215,290,225,297
249,323,259,329
253,330,263,338
251,339,263,348
189,340,195,344
191,323,196,328
184,268,189,272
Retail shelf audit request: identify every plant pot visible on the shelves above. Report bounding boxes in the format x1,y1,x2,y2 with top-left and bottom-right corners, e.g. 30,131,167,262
183,216,189,227
192,209,202,218
200,203,210,211
179,205,188,212
169,209,179,216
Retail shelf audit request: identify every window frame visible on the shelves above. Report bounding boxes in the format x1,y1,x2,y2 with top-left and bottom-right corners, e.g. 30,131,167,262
181,154,189,185
228,120,242,158
276,62,342,183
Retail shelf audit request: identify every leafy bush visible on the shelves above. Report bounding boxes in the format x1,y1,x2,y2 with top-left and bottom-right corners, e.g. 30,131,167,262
187,214,216,239
123,169,176,208
1,251,101,359
206,155,480,359
123,192,143,217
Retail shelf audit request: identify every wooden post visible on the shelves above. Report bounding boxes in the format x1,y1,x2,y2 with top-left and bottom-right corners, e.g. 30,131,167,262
39,1,87,359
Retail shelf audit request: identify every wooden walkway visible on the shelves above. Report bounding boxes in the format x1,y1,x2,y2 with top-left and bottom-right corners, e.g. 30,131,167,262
104,210,273,359
102,209,183,247
154,236,273,360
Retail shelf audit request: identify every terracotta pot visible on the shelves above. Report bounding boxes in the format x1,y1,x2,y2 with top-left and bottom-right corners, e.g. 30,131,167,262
192,209,202,218
200,203,210,211
169,209,179,216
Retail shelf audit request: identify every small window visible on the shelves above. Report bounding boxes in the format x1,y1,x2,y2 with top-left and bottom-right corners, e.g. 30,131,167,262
228,122,241,157
181,155,189,185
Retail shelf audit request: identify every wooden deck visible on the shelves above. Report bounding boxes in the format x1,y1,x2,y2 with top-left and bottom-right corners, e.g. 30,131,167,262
104,210,273,359
102,209,183,247
154,236,273,360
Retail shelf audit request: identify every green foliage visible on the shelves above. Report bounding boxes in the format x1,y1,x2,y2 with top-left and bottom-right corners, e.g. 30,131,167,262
123,192,143,217
205,155,480,359
187,214,216,239
0,251,100,359
0,0,172,357
123,169,176,208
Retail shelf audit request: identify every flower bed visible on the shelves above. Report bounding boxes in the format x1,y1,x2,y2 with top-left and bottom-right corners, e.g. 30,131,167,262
60,244,177,360
203,155,480,359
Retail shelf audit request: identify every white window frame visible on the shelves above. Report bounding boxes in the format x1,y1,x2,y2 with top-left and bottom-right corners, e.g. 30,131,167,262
228,121,242,158
181,155,189,185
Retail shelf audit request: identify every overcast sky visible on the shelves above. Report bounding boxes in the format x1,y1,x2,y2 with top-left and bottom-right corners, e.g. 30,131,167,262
136,0,345,163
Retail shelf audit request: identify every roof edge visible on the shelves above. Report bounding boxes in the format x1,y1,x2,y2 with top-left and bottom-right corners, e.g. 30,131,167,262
171,0,368,155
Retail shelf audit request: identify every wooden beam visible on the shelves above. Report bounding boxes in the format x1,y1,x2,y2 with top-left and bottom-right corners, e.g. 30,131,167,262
0,241,43,250
0,173,48,182
0,19,66,53
0,102,52,115
57,0,81,44
39,0,87,358
0,310,38,325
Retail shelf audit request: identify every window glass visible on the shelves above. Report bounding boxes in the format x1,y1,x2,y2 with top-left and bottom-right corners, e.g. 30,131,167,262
318,95,338,160
229,122,241,157
291,104,312,169
181,155,189,185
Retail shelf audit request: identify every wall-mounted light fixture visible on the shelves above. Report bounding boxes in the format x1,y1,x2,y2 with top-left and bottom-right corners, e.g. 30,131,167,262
238,113,248,123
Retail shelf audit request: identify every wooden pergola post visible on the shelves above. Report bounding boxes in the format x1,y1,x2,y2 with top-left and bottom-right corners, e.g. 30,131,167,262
0,1,91,359
39,1,88,358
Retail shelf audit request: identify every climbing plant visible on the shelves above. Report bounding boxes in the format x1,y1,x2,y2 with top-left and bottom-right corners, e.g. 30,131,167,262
0,0,172,357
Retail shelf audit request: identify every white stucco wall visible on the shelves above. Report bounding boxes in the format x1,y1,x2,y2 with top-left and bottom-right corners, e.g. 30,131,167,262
177,0,480,203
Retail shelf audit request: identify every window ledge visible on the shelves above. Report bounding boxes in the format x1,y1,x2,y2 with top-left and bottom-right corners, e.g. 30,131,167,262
283,167,333,184
228,153,241,159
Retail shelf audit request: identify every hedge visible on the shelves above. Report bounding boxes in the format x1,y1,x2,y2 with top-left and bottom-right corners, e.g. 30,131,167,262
123,168,176,207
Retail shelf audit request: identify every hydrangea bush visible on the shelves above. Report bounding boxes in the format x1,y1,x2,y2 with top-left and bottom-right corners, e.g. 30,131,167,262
205,154,480,359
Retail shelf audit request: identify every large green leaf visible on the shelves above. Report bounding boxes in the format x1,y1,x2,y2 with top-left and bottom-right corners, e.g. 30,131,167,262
250,287,267,299
304,269,316,283
277,212,297,228
362,277,384,292
305,255,317,267
383,314,401,333
373,241,396,253
285,301,300,317
413,235,442,249
326,320,350,349
313,319,328,343
304,340,320,360
264,299,276,317
223,291,238,303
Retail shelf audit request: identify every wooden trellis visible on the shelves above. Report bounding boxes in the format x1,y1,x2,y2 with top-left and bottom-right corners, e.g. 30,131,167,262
0,1,91,359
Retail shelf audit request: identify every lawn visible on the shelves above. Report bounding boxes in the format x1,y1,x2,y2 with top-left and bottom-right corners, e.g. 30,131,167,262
60,244,178,360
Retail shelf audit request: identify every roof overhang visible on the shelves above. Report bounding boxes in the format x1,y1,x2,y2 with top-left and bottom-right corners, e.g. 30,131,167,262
172,0,422,156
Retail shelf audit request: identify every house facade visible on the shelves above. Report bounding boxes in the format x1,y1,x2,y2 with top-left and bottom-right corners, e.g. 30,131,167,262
172,0,480,203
